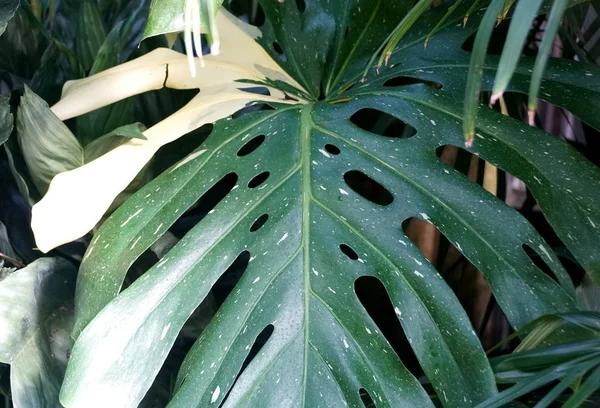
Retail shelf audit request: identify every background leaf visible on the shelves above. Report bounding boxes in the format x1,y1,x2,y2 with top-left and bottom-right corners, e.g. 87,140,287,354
0,94,12,146
0,257,76,408
0,0,19,37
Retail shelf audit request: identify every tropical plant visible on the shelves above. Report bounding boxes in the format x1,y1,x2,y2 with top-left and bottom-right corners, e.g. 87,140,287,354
0,0,599,407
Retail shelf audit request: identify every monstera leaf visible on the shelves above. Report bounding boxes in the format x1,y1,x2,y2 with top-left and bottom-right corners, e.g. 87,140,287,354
52,1,600,407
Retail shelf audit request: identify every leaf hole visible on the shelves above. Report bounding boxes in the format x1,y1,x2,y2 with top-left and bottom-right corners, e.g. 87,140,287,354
460,20,510,55
522,244,559,284
339,243,359,260
383,76,442,89
272,42,286,61
171,173,239,238
324,144,340,155
238,86,271,96
401,217,508,349
250,214,269,232
359,388,376,407
344,27,350,40
343,170,394,206
354,276,421,376
212,251,251,308
237,135,266,157
153,123,213,174
248,172,270,189
349,108,417,138
179,250,251,342
295,0,306,12
219,324,275,406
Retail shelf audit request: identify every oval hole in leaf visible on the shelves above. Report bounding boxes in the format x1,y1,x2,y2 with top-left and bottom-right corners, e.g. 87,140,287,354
354,276,422,376
272,42,286,61
324,144,340,155
220,324,275,406
171,173,239,238
237,135,266,157
344,170,394,206
339,244,359,260
359,388,376,407
248,172,270,189
349,108,417,138
295,0,306,12
522,244,559,283
212,251,251,308
383,76,442,89
344,27,350,40
250,214,269,232
436,144,495,184
153,123,213,175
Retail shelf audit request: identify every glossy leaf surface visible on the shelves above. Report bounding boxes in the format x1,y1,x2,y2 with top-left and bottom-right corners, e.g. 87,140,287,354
61,2,600,408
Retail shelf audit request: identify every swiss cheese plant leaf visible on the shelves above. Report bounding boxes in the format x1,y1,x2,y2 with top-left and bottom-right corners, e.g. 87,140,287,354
59,2,600,408
0,258,76,408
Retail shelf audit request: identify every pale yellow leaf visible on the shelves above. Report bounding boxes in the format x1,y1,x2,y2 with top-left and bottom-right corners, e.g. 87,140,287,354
31,8,305,252
32,84,293,253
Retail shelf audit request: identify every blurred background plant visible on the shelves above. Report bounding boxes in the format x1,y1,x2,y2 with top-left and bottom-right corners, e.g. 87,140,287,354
0,0,599,406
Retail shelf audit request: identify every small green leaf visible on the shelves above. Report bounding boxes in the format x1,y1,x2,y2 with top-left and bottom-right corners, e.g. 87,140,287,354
527,0,570,123
490,0,544,103
378,0,434,67
424,0,464,47
463,0,505,144
16,86,83,195
0,257,77,408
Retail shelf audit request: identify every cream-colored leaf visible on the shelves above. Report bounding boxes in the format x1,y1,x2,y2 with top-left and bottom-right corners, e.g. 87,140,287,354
32,84,293,253
51,9,303,121
32,8,305,252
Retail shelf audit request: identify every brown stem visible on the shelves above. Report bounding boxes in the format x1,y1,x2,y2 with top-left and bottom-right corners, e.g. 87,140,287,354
0,252,26,268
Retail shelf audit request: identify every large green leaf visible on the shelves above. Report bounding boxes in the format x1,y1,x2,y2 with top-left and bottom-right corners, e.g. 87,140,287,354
60,2,600,407
0,258,76,408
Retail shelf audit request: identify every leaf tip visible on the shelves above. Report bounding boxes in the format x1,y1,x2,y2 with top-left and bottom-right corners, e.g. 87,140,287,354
527,109,536,126
489,91,503,106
